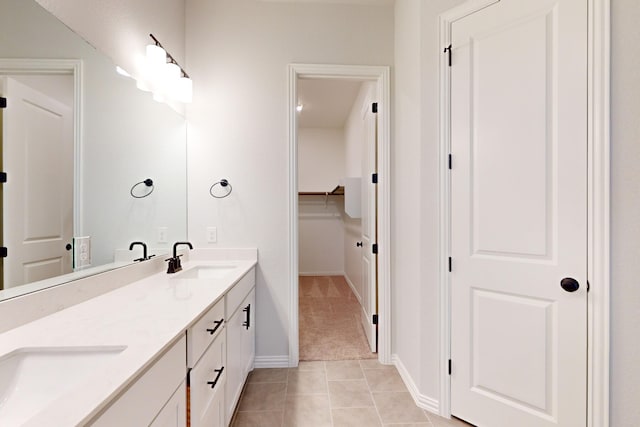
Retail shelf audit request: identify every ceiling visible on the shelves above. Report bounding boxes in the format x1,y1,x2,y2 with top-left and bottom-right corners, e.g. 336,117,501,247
297,78,363,128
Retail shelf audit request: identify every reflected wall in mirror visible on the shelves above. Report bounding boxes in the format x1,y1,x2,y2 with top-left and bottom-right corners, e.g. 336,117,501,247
0,0,187,300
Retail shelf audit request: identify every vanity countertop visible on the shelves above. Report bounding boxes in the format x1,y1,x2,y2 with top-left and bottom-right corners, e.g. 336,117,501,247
0,252,257,427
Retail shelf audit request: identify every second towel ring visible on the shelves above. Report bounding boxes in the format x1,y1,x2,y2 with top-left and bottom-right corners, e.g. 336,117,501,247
210,179,232,198
130,178,154,198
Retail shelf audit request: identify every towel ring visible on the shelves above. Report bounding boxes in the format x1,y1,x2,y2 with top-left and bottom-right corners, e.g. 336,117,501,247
130,178,154,199
210,179,232,199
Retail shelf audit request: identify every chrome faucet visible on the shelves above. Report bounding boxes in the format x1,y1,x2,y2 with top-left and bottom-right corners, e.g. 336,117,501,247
129,241,155,261
166,241,193,273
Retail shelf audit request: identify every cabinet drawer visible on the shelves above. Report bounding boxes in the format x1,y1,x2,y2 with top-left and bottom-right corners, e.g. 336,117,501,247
188,297,225,367
190,331,226,427
90,335,186,426
226,267,255,317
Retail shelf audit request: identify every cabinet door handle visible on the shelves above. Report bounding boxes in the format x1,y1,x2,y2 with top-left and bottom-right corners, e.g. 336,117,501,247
206,318,224,335
207,366,225,389
242,304,251,330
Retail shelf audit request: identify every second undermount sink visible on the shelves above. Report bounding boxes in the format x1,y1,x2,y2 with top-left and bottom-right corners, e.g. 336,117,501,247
174,265,237,280
0,345,127,425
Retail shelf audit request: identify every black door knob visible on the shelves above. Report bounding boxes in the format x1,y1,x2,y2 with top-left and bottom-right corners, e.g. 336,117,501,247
560,277,580,292
65,243,72,251
356,242,363,247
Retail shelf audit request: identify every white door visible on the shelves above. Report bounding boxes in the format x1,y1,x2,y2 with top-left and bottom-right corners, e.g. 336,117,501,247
360,100,378,353
1,77,73,288
449,0,587,426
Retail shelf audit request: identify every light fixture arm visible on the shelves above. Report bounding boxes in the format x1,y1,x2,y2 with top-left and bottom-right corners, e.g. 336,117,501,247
149,33,190,79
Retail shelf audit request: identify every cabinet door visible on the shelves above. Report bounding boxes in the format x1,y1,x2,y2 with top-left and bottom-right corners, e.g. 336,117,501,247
190,331,226,427
150,381,186,427
225,289,255,424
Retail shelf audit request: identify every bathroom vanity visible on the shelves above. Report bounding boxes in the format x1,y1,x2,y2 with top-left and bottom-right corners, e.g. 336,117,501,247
0,249,257,426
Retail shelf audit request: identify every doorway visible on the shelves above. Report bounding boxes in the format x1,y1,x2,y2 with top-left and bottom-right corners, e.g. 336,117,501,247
288,64,391,367
296,77,376,361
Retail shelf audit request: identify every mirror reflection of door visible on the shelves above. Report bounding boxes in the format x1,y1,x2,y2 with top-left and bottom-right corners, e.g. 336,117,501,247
296,77,378,360
0,76,74,290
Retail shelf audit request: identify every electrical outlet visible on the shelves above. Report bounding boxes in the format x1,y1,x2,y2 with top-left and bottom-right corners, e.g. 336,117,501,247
74,236,91,269
158,227,168,243
207,227,217,243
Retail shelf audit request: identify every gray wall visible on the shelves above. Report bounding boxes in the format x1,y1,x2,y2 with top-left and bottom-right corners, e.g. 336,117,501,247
611,0,640,425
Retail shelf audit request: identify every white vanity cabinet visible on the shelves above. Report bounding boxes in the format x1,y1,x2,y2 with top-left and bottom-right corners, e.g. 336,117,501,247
225,269,256,425
188,297,227,427
90,335,187,427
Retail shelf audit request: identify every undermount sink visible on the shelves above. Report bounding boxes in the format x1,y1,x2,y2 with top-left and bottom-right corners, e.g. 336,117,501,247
174,265,237,280
0,345,127,425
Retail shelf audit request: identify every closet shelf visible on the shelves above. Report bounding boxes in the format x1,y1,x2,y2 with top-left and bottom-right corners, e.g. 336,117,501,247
298,185,344,196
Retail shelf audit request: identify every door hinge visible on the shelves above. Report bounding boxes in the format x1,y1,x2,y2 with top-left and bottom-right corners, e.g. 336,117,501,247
0,172,6,183
587,280,590,292
0,97,6,109
372,173,378,184
448,154,452,170
372,243,378,254
444,44,452,67
372,314,378,325
448,257,452,272
372,102,378,113
0,247,7,258
448,359,452,375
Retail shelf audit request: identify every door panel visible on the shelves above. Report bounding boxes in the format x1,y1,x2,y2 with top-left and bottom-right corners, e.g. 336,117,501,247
360,99,377,353
2,77,73,288
450,0,587,426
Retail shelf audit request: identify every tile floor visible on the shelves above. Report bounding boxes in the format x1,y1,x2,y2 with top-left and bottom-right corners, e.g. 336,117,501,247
231,360,473,427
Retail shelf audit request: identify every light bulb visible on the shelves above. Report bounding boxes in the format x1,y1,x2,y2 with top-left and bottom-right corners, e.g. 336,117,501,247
176,77,193,103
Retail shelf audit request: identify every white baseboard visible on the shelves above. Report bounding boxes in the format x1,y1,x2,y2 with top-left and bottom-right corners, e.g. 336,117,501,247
298,271,345,276
343,274,363,305
254,355,290,368
392,354,440,415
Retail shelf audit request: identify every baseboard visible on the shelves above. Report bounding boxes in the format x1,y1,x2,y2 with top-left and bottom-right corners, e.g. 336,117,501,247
299,271,345,276
392,354,440,415
254,355,290,368
343,274,363,305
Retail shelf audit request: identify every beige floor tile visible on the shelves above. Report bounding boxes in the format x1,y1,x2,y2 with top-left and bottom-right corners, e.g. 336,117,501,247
328,380,374,408
332,407,383,427
325,360,364,380
297,361,326,371
372,392,429,424
364,368,407,392
283,394,332,427
248,368,288,383
232,410,284,426
359,359,395,370
427,414,475,426
382,424,432,427
239,382,287,411
287,370,328,395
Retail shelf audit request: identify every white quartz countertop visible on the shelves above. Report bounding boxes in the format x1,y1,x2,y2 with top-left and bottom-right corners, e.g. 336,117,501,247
0,254,257,427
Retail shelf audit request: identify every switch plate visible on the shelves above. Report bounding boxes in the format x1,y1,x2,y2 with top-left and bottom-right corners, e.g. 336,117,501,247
158,227,168,243
74,236,91,269
207,227,217,243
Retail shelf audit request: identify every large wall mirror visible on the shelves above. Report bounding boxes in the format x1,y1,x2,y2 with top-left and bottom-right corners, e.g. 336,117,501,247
0,0,188,300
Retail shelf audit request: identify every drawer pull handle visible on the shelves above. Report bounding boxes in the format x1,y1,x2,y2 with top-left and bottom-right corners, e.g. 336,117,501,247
206,319,224,335
207,367,225,389
242,304,251,330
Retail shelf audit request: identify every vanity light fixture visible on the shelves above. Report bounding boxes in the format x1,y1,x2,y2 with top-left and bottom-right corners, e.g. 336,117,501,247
136,34,192,104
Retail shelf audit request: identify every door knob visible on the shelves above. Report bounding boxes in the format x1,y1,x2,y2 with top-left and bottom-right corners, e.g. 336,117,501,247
65,243,72,251
356,242,363,247
560,277,580,292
